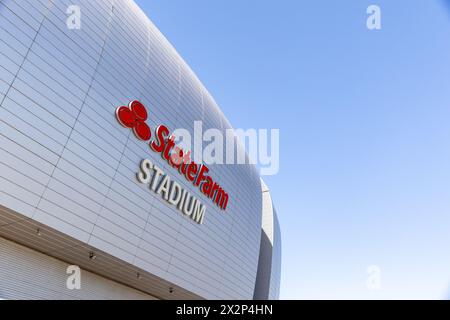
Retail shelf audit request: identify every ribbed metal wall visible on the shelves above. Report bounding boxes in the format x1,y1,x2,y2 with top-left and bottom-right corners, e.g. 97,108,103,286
254,179,281,299
0,0,267,299
0,236,156,300
269,209,281,299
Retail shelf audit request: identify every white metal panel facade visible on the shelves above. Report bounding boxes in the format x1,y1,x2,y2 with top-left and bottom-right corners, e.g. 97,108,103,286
254,180,281,299
0,236,156,300
269,209,281,299
0,0,270,299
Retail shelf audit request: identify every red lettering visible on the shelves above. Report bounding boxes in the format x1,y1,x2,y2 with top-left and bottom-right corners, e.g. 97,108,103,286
186,163,198,182
150,125,169,153
201,176,213,196
195,165,209,187
162,135,176,160
169,147,184,168
179,150,191,175
209,182,220,199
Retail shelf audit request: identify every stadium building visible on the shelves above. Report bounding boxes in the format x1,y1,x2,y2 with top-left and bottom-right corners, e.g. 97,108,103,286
0,0,281,300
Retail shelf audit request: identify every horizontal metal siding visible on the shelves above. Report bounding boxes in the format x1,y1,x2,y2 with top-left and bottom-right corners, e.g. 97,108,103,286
269,210,282,300
0,0,263,299
0,236,155,300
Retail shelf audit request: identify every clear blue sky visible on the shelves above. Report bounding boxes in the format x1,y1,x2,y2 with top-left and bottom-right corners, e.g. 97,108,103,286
135,0,450,299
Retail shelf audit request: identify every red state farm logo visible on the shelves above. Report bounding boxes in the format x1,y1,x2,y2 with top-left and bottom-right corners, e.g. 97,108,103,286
114,100,229,211
115,100,151,141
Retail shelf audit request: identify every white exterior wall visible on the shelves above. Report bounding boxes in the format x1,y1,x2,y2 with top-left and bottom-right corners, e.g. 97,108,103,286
254,180,281,300
269,209,282,300
0,0,265,299
0,236,156,300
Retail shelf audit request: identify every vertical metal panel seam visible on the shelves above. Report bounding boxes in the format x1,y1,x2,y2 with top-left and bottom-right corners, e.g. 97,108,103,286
0,0,52,109
132,15,160,266
29,0,115,233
